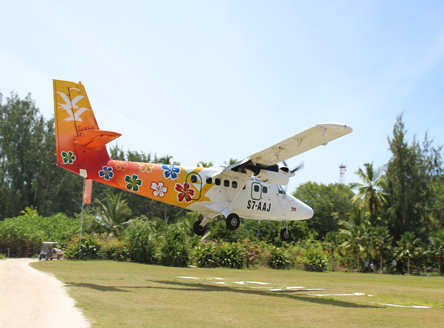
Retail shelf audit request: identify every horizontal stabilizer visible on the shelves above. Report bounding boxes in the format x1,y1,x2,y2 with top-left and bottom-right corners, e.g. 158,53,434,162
75,130,121,150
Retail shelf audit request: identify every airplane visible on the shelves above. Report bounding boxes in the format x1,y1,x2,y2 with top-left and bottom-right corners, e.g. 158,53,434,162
53,79,352,241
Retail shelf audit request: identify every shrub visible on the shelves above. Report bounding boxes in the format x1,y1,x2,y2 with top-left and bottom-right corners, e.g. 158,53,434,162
194,242,219,268
0,221,43,257
157,225,191,267
98,235,130,261
63,234,101,260
268,246,290,269
218,242,245,269
125,221,158,264
0,213,81,257
302,248,327,272
238,239,262,268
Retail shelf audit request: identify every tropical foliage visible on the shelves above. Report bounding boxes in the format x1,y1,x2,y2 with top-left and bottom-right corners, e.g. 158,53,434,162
1,92,444,275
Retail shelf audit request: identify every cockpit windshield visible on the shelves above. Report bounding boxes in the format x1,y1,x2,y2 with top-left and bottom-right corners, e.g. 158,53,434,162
277,185,286,195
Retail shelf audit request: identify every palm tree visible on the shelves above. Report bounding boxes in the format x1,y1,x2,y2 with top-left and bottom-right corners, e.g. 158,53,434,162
221,158,238,168
19,205,38,217
372,226,393,273
396,232,422,274
340,207,372,270
340,223,368,271
197,161,213,168
95,192,131,237
350,163,387,216
426,229,444,276
325,231,338,271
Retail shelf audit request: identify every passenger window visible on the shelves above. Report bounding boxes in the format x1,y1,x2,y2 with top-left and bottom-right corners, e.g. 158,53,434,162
232,181,238,188
215,178,221,186
191,175,197,183
254,185,260,192
224,180,230,187
206,177,212,184
263,186,268,193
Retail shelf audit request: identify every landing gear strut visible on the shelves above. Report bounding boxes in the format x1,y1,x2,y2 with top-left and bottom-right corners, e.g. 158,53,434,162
280,217,291,241
226,213,241,231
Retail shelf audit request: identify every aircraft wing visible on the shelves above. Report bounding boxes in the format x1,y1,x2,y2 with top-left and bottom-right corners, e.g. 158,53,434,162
249,123,352,165
217,123,352,176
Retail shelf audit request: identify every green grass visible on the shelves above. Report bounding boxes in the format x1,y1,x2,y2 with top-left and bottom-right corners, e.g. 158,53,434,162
31,261,444,328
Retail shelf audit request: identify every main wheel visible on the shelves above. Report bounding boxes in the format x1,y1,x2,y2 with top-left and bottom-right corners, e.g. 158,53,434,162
193,220,207,236
280,228,291,242
226,213,241,231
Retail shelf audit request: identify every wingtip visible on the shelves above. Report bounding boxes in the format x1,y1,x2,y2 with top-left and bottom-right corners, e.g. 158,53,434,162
317,123,353,133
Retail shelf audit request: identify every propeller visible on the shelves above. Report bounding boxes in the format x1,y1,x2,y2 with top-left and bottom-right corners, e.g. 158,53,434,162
283,161,304,176
282,161,304,195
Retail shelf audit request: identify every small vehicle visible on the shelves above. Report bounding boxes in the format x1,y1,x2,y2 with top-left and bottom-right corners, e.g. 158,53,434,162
38,242,63,261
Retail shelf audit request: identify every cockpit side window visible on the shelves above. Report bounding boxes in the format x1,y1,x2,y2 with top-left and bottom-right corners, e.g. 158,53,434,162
277,185,286,194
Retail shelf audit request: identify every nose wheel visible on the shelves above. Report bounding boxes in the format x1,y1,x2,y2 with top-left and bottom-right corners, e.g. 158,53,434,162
281,217,291,241
280,228,291,241
226,213,241,230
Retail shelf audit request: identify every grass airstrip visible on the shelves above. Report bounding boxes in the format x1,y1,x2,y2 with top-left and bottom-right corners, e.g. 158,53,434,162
32,261,443,328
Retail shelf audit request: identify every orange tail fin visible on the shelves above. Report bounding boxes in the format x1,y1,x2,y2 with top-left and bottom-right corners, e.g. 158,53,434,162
53,80,120,177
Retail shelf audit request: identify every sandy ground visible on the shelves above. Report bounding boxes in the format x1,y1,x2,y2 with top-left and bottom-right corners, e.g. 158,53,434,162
0,258,90,328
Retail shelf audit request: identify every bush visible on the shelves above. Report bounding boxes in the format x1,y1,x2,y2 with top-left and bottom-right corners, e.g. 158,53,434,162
0,213,81,257
302,248,327,272
97,235,130,261
64,234,101,260
238,239,263,268
217,242,245,269
194,242,219,268
125,221,158,264
0,221,43,257
268,246,290,269
156,225,191,267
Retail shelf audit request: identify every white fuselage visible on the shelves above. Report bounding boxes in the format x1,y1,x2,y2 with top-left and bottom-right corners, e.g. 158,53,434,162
185,168,314,222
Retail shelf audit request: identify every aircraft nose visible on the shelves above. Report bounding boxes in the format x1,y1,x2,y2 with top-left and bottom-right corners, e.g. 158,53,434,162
292,200,313,219
301,203,314,219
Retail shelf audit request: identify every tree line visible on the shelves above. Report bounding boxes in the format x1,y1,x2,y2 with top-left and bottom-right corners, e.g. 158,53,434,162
1,91,443,274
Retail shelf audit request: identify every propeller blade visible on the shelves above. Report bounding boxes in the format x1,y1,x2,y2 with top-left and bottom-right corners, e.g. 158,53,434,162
291,162,304,174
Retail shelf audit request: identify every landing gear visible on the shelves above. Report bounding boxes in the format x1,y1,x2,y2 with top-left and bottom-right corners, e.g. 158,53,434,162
280,217,291,241
280,228,291,241
193,220,207,236
226,213,241,231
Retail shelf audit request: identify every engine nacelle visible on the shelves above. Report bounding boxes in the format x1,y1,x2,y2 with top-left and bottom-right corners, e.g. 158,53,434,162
256,170,290,185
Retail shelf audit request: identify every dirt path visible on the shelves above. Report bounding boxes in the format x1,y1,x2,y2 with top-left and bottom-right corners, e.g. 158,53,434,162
0,258,90,328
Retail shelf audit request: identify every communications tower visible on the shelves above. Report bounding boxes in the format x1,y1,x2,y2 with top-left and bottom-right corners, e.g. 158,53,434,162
339,163,347,184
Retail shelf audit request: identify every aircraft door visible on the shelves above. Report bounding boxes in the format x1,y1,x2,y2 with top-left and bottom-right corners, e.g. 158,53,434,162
185,172,202,201
251,182,262,201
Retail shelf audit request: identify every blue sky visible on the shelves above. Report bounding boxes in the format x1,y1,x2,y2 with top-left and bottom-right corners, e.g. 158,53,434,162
1,1,444,193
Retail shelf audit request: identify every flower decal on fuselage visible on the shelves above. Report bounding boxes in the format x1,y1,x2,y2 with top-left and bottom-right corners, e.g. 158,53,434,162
175,182,195,203
162,164,180,180
139,162,154,173
113,160,128,171
151,181,168,198
99,166,114,181
61,151,76,164
125,174,142,192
